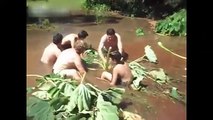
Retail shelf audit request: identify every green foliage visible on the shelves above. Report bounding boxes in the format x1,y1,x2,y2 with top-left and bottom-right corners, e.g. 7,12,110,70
155,9,186,36
92,4,111,24
135,28,145,36
129,61,147,90
27,73,125,120
27,97,55,120
81,0,110,24
82,49,99,65
95,94,119,120
82,48,110,70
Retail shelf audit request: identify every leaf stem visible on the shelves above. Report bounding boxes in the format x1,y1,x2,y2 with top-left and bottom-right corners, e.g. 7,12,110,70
26,74,43,78
158,42,186,60
80,72,87,84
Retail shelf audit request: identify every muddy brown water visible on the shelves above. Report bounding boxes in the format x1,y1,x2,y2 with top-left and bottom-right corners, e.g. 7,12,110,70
27,16,186,120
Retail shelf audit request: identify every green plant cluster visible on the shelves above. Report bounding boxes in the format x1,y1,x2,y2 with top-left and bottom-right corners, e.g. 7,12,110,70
154,9,186,36
27,73,125,120
81,0,110,23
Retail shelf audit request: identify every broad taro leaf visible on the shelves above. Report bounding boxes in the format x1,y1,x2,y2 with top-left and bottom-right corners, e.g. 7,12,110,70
144,45,157,63
32,91,51,100
170,87,181,100
65,85,80,112
83,49,99,64
148,68,168,83
129,62,147,83
63,83,75,96
27,97,55,120
96,94,119,120
103,87,125,104
121,110,143,120
85,83,100,97
47,87,60,98
76,84,92,112
38,81,55,91
68,113,90,120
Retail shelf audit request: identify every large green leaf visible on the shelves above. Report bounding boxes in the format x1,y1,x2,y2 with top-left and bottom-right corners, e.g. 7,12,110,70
96,94,119,120
27,97,55,120
148,68,169,84
144,45,157,63
103,87,125,104
32,91,51,100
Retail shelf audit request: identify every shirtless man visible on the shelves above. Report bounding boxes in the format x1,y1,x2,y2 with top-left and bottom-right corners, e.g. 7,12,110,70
40,33,63,66
100,51,133,86
61,30,89,50
98,28,128,62
53,40,88,80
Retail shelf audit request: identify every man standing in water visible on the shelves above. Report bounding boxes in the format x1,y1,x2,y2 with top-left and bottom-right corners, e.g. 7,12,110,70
61,30,89,50
53,40,88,80
98,28,128,62
40,33,64,66
100,51,133,86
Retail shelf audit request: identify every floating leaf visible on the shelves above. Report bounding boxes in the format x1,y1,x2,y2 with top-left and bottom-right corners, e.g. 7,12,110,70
103,87,125,104
170,87,181,100
27,97,55,120
148,68,169,83
96,94,119,120
144,45,157,63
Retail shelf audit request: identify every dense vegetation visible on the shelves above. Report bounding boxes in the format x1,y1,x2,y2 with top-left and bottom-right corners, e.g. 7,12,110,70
82,0,185,19
155,9,186,36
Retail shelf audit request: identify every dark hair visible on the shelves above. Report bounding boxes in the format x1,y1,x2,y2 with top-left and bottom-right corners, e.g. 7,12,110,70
110,51,123,62
78,30,88,39
106,28,115,35
53,33,63,44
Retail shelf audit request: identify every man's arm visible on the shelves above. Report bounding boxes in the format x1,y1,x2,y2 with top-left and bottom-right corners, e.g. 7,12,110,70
98,34,107,62
74,55,86,74
116,33,123,54
110,68,118,86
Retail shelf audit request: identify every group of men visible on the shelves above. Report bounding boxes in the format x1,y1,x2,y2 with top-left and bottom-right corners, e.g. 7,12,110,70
40,28,133,86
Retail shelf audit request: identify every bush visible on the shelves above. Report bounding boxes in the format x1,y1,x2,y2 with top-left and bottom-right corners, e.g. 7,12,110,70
154,9,186,36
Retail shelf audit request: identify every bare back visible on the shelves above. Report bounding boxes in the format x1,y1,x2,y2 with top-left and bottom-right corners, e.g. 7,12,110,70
113,62,133,83
53,48,85,73
40,43,61,65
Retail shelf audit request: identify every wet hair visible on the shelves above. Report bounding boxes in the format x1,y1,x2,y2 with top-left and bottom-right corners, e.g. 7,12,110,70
110,51,123,62
74,40,88,53
53,33,63,44
78,30,89,39
106,28,115,35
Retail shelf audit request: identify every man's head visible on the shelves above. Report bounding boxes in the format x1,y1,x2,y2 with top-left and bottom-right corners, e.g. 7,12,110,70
53,33,63,45
78,30,89,40
106,28,116,40
74,40,88,54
